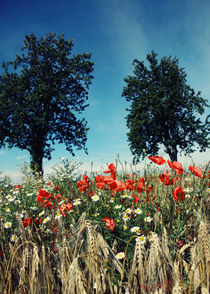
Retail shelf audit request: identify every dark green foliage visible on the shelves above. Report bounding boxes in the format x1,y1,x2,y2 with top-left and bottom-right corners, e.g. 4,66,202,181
0,33,94,174
122,51,209,162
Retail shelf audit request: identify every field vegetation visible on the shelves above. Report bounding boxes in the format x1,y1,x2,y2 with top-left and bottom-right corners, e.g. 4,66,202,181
0,157,209,293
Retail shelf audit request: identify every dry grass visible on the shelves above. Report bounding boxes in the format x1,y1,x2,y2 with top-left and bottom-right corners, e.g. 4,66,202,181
0,214,209,293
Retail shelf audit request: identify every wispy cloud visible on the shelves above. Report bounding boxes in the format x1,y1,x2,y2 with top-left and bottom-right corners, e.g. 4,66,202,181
16,155,28,160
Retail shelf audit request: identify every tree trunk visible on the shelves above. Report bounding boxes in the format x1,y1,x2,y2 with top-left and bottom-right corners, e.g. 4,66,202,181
165,145,178,162
30,150,44,176
168,147,178,162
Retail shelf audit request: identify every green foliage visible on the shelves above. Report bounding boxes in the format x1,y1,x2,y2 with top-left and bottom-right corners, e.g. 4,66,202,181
122,51,209,163
0,33,94,174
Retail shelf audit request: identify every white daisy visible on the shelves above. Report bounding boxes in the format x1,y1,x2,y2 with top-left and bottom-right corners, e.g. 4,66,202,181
131,226,141,234
122,213,130,222
55,212,62,219
144,216,152,223
4,221,12,229
183,187,193,193
10,234,18,242
116,252,125,259
134,208,143,214
91,195,99,201
73,200,81,206
43,216,50,224
39,211,45,217
136,235,146,244
121,194,132,199
114,204,122,209
125,208,132,214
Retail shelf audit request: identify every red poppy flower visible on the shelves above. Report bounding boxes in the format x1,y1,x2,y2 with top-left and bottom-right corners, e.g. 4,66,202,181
136,178,145,193
65,202,73,210
103,163,117,180
189,165,202,178
77,175,90,192
43,200,54,209
159,171,178,186
14,185,22,189
54,185,60,191
167,160,184,175
52,225,58,233
148,156,166,165
34,218,42,225
23,218,32,227
102,217,115,232
173,186,185,202
38,190,51,198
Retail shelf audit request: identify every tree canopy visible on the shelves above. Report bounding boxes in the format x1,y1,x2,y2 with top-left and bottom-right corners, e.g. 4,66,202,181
122,51,209,162
0,33,94,174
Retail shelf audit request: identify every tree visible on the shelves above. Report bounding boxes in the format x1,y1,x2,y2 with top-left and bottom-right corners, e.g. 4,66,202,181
122,51,209,163
0,33,94,174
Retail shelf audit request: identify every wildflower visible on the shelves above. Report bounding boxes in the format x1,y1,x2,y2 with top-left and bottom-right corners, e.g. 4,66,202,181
65,202,73,210
77,174,90,192
173,186,185,202
130,226,141,234
183,187,193,193
4,221,12,228
144,216,153,222
31,206,37,210
39,211,45,217
114,204,122,209
91,195,99,201
148,156,166,165
13,190,19,194
159,171,178,186
11,235,18,242
15,199,21,204
8,196,16,202
136,235,146,244
185,177,191,182
123,225,128,230
6,207,11,213
116,252,125,259
189,165,202,178
125,208,132,214
134,208,143,214
121,193,132,199
167,160,184,175
73,200,81,206
23,218,32,227
102,217,115,231
122,213,130,222
110,197,115,203
93,213,99,217
43,216,50,224
55,212,62,219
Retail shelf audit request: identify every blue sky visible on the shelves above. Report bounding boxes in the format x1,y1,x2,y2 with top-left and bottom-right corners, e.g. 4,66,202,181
0,0,209,181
